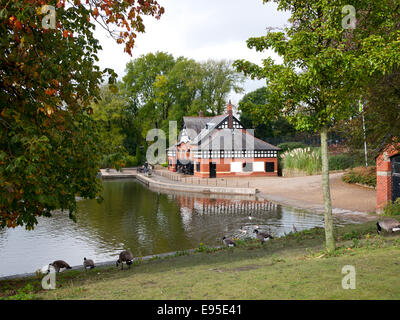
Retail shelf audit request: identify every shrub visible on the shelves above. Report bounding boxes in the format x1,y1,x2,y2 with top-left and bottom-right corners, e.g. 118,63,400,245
124,155,138,167
161,162,168,168
342,166,376,187
328,154,354,170
277,142,308,153
383,198,400,216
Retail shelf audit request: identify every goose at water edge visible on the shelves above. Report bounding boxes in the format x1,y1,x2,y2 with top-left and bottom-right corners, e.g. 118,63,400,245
377,219,400,234
222,236,236,247
116,250,134,270
253,229,274,244
49,260,72,273
83,257,95,270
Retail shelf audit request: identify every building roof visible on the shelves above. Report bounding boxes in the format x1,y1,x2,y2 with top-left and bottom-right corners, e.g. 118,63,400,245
169,105,280,152
181,115,226,140
199,129,280,151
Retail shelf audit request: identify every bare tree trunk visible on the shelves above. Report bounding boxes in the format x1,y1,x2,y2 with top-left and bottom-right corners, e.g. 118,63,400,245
321,127,335,252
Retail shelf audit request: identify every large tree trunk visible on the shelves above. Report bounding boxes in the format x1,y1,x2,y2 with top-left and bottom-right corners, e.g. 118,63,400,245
321,127,335,252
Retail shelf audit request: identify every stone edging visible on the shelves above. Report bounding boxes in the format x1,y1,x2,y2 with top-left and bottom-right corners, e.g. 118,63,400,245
135,173,257,196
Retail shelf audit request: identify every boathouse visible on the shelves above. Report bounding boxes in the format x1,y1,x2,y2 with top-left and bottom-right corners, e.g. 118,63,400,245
167,102,280,178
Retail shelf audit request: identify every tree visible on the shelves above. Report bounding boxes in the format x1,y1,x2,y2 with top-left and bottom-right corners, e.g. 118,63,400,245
234,0,400,252
92,85,130,169
336,69,400,159
0,0,164,229
238,87,296,140
122,51,176,136
199,60,244,115
122,53,244,147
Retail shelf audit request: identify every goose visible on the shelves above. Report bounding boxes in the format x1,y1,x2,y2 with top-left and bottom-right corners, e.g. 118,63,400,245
222,236,236,247
49,260,72,273
253,229,273,244
377,219,400,234
116,250,134,270
83,257,95,270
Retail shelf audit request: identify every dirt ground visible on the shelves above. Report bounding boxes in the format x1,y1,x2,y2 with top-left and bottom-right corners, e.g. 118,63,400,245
246,172,378,220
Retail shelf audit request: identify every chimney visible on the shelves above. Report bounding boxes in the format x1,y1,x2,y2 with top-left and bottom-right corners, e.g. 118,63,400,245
227,100,233,129
199,110,203,117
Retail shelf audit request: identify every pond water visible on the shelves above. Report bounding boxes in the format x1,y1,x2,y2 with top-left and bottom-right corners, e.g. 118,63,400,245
0,179,346,277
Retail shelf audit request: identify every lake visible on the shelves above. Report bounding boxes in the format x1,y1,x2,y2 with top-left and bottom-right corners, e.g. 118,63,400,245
0,179,344,277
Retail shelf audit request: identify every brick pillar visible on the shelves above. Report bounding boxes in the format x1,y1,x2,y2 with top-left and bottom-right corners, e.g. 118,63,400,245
376,152,392,211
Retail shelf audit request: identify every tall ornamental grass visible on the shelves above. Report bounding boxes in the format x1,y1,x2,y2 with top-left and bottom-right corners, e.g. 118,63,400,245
281,148,354,175
281,147,322,175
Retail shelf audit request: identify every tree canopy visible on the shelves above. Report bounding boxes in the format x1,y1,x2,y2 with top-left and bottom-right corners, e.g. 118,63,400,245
0,0,164,229
121,52,244,141
238,87,296,141
234,0,400,251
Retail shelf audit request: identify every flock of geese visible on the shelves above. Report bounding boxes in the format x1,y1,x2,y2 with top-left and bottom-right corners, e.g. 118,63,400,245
222,228,274,247
44,250,134,274
43,219,400,274
223,218,400,247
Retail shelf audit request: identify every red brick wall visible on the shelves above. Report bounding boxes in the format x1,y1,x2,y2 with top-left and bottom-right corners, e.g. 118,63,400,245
193,157,278,178
376,144,400,211
168,143,279,178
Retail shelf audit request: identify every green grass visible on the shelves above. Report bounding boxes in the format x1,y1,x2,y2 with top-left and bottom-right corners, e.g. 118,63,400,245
383,198,400,216
2,221,400,300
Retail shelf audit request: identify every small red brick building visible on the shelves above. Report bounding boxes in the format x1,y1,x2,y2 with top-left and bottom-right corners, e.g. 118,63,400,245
376,143,400,211
167,102,280,178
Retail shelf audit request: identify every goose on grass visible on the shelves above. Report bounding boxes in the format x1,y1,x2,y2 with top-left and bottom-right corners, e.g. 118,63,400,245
116,250,134,270
222,236,236,247
253,229,273,244
377,219,400,234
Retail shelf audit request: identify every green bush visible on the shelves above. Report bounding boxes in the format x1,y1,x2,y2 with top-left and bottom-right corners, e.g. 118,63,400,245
277,142,308,153
161,162,168,168
328,154,354,170
342,166,376,187
383,198,400,216
124,155,138,167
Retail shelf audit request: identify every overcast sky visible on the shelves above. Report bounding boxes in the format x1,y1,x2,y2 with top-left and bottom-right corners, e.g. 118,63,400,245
96,0,290,105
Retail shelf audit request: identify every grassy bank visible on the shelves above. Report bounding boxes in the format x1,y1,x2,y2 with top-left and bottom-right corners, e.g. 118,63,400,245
2,221,400,300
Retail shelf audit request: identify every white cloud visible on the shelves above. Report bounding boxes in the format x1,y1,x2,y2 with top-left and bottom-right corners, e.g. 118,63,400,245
95,0,290,104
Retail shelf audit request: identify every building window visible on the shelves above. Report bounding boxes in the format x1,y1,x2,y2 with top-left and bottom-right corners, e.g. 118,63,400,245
265,162,275,172
243,162,253,172
196,162,200,172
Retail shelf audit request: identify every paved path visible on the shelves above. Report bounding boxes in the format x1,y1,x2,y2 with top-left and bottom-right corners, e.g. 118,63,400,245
251,173,376,213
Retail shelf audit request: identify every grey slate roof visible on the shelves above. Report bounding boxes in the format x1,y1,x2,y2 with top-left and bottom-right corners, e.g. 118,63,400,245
167,113,280,152
199,129,280,151
181,115,227,141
